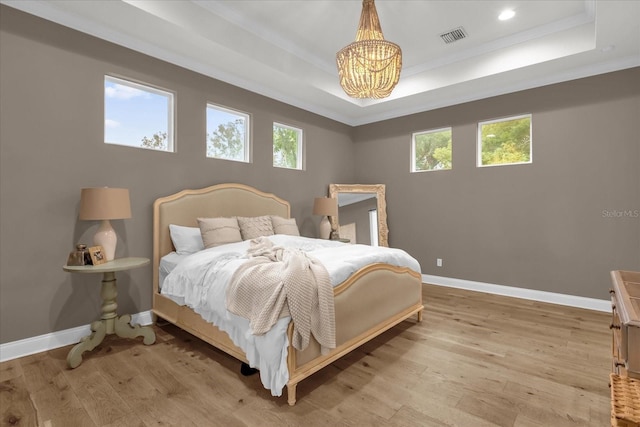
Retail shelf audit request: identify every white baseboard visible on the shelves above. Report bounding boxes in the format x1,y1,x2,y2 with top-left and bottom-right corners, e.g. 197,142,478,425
423,274,611,313
0,310,154,363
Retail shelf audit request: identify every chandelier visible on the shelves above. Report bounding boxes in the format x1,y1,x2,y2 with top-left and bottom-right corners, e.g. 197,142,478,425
336,0,402,99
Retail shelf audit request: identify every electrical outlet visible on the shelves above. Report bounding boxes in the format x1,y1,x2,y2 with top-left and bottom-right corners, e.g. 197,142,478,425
437,258,443,267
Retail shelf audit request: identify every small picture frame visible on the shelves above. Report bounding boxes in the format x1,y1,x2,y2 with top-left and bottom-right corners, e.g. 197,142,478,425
88,245,107,265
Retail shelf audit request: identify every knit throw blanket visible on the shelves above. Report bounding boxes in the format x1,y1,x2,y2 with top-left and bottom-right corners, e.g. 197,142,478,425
226,237,336,353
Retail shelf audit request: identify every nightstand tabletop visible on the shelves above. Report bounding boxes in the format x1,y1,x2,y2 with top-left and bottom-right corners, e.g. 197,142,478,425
63,257,149,273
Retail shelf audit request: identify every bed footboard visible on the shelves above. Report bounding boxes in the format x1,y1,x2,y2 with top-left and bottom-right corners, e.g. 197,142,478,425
285,263,423,405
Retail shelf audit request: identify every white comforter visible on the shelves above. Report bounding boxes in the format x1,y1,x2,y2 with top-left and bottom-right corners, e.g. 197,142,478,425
160,235,421,396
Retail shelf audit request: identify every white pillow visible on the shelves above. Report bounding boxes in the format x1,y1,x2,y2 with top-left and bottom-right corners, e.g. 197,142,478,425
271,216,300,236
236,216,275,240
197,217,242,248
169,224,204,255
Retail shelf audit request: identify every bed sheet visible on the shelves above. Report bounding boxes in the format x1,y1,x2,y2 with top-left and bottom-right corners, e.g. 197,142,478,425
159,251,187,296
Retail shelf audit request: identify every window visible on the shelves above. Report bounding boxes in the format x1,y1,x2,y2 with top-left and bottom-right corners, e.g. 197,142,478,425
206,104,250,162
273,122,303,170
369,209,379,247
104,76,174,151
478,114,532,167
411,127,452,172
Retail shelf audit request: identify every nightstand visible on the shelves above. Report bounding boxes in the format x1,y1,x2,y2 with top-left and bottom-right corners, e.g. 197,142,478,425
63,257,156,368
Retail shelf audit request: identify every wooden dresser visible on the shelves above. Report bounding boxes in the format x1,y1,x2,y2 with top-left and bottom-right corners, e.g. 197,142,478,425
611,270,640,379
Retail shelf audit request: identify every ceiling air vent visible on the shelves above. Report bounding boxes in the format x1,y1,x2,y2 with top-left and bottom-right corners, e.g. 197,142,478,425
440,27,467,44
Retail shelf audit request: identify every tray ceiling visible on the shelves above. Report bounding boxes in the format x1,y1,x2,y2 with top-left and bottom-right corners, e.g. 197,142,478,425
3,0,639,125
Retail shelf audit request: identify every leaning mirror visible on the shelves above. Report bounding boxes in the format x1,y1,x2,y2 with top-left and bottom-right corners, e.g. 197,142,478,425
329,184,388,247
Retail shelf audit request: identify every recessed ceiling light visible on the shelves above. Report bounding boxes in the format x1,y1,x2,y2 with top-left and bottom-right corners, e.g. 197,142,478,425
499,9,515,21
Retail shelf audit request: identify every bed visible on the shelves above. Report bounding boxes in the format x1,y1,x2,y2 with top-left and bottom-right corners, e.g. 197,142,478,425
152,183,424,405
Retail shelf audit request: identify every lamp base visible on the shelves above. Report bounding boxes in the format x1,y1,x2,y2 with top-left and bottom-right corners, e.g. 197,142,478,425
319,216,331,240
94,220,117,261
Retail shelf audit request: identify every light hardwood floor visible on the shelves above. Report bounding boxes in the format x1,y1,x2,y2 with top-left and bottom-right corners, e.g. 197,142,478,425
1,284,612,427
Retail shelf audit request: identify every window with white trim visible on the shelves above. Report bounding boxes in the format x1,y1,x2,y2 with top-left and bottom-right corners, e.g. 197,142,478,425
478,114,532,167
273,122,304,170
104,76,174,151
411,127,452,172
206,104,250,162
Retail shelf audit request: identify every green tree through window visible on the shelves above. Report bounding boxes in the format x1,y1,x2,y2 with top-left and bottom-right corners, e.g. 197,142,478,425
206,104,249,162
273,123,302,169
479,115,531,166
207,119,245,161
412,128,452,171
141,132,167,150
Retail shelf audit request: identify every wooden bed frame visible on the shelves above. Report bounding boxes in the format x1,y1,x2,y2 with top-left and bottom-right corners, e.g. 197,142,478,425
152,183,424,405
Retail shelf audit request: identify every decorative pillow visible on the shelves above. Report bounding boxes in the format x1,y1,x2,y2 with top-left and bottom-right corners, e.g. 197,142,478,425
236,215,275,240
271,216,300,236
169,224,205,255
197,217,242,248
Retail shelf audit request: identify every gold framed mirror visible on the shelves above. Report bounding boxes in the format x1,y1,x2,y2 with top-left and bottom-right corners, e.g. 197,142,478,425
329,184,388,247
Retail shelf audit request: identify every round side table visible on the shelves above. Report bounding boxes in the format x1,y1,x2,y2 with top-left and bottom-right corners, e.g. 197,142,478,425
63,257,156,368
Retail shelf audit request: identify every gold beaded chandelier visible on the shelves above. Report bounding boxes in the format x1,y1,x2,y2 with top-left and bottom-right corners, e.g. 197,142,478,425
336,0,402,99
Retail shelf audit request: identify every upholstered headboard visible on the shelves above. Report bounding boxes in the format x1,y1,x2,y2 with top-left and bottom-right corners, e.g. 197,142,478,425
152,183,290,293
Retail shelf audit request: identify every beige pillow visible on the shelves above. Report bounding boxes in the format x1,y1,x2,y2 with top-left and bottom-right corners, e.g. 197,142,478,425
236,215,275,240
197,217,242,248
271,216,300,236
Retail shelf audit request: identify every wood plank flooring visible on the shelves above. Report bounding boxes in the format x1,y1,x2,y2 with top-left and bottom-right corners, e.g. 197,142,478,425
1,284,612,426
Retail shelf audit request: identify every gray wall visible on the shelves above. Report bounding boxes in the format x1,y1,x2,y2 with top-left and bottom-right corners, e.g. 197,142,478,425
354,68,640,299
0,6,355,344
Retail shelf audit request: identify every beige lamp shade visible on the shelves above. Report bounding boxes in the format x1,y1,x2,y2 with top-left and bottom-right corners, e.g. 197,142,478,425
79,188,131,220
313,197,338,217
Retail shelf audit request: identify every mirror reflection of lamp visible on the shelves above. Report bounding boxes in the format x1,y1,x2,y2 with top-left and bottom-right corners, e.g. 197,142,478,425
313,197,338,239
79,187,131,261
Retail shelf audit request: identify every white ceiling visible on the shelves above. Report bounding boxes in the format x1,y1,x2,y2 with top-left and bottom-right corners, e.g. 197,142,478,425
3,0,639,126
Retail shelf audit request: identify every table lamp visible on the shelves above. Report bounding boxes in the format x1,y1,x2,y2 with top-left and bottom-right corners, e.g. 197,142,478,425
313,197,337,239
79,187,131,261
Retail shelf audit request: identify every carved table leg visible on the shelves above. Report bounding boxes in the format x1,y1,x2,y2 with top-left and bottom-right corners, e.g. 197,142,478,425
114,314,156,345
67,320,106,368
100,271,118,334
67,270,155,368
